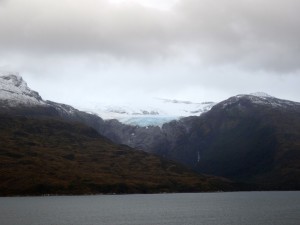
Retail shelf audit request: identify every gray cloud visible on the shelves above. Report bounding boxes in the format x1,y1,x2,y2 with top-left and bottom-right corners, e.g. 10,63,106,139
0,0,300,73
175,0,300,73
0,0,171,58
0,0,300,106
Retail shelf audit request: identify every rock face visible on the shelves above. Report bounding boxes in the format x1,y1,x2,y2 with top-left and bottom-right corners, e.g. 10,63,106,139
99,94,300,190
0,74,44,106
189,94,300,190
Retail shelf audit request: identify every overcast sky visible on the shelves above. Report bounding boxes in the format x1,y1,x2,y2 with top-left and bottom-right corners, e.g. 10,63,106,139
0,0,300,108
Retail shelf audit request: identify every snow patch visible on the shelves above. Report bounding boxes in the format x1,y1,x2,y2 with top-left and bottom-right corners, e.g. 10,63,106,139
249,92,274,98
221,92,300,109
0,73,44,106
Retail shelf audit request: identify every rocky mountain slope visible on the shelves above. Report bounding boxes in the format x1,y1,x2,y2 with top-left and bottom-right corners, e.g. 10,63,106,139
191,94,300,189
0,73,105,131
0,73,44,106
0,74,234,195
1,73,299,191
0,115,234,196
100,93,300,190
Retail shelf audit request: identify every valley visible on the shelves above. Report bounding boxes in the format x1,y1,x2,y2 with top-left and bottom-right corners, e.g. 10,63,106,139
1,73,299,195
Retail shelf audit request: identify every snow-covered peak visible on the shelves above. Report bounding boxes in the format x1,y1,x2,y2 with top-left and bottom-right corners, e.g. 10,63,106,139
235,92,274,100
0,73,44,106
0,73,23,86
220,92,300,109
249,92,274,98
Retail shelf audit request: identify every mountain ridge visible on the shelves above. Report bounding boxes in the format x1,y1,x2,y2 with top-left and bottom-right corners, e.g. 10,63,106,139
1,73,299,191
0,115,235,196
96,92,300,190
0,73,235,195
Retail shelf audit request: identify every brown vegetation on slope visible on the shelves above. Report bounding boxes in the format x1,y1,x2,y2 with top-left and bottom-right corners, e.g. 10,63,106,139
0,115,233,196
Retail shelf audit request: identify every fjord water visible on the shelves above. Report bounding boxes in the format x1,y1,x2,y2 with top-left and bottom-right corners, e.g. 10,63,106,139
1,192,299,225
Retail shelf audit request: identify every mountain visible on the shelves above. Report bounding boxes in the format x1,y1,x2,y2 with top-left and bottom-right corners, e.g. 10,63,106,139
191,93,300,190
0,73,234,195
2,73,299,191
0,115,235,196
0,73,44,106
0,73,105,131
99,93,300,190
78,98,215,127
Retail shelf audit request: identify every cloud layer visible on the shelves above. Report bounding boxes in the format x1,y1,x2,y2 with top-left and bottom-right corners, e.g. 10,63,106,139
1,0,300,72
0,0,299,105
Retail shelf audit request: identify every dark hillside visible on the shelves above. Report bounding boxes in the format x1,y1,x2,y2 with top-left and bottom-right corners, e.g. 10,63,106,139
0,115,233,196
99,95,300,190
189,96,300,190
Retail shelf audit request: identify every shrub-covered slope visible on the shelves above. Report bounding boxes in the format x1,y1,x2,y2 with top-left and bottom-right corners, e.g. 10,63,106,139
0,115,233,196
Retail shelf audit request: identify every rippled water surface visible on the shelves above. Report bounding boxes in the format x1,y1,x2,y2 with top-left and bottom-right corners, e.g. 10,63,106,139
1,192,299,225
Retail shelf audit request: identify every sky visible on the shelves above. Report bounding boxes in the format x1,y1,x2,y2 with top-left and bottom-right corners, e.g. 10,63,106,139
0,0,300,108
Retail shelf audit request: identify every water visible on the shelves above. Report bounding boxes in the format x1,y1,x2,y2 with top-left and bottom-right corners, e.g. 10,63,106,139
0,192,299,225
